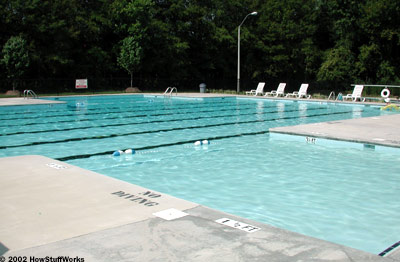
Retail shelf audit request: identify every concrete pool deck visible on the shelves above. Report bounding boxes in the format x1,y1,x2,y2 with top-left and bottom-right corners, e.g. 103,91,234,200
0,97,65,106
269,114,400,148
0,95,399,261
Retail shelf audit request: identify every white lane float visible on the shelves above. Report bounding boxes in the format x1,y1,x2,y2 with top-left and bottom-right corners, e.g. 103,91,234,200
124,149,135,154
194,140,210,146
112,148,135,156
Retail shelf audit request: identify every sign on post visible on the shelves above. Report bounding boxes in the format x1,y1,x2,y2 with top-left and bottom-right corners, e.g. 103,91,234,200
75,79,88,89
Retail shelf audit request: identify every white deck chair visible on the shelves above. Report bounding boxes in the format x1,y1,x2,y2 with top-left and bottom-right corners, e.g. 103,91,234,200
285,84,311,99
343,85,365,102
264,83,286,97
246,82,265,96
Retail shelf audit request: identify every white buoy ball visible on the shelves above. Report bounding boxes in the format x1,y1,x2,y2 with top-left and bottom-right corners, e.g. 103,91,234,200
194,141,202,146
202,140,209,145
125,149,135,155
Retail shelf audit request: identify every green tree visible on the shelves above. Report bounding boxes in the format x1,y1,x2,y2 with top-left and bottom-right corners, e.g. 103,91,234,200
254,0,319,81
1,35,30,91
2,0,400,92
357,0,400,83
377,61,399,84
117,36,143,87
355,44,381,83
315,0,362,89
317,45,355,83
1,0,115,79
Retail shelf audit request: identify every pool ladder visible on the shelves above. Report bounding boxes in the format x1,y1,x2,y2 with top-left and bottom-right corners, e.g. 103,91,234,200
23,89,38,99
164,87,177,97
328,91,343,101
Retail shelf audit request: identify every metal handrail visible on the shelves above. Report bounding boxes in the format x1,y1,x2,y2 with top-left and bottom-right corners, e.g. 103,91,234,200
163,87,177,96
23,90,38,99
351,84,400,88
328,91,335,100
163,87,171,95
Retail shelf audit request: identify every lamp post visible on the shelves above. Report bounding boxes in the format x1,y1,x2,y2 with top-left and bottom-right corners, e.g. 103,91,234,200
237,11,257,93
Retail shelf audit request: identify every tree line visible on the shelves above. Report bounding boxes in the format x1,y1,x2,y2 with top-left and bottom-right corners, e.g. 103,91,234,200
1,0,399,94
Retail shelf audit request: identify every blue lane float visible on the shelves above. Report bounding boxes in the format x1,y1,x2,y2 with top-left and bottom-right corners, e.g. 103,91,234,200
112,148,135,156
112,150,123,156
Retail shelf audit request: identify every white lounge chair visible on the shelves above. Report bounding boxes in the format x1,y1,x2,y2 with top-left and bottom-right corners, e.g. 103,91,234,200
264,83,286,97
285,84,311,99
246,82,265,96
343,85,365,102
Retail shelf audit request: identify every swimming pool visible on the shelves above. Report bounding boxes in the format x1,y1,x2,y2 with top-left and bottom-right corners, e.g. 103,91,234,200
0,95,399,254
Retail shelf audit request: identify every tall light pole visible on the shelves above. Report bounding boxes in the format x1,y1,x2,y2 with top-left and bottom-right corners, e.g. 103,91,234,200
237,11,257,93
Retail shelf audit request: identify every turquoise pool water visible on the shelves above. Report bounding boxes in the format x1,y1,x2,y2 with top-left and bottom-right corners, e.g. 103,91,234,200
0,95,399,254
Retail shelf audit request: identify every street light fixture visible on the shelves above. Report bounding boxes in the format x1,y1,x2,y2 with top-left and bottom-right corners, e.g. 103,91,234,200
237,11,257,93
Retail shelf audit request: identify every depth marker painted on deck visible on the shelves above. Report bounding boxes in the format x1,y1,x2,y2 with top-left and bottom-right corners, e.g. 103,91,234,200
153,208,189,221
46,163,67,169
215,218,261,233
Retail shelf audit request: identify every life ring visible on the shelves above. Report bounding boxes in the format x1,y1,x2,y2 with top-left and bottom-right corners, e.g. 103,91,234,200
381,104,400,111
381,88,390,98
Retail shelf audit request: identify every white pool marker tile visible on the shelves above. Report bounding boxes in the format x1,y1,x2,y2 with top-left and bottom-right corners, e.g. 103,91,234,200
153,208,189,221
46,163,67,170
215,218,261,233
